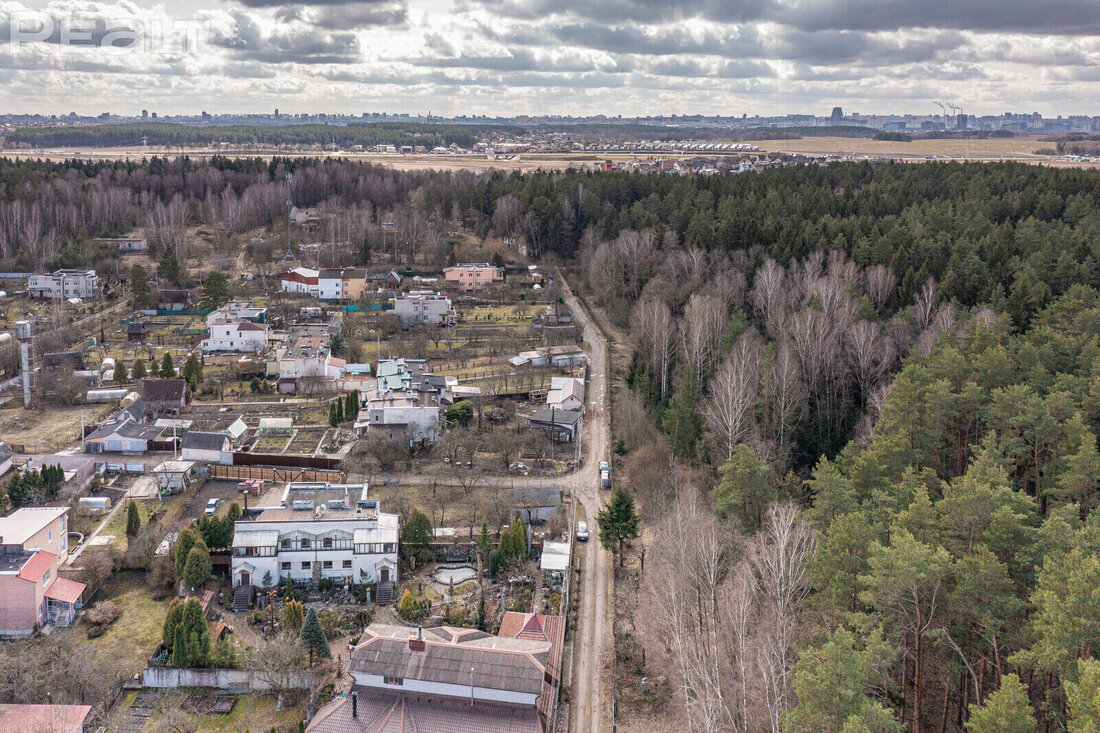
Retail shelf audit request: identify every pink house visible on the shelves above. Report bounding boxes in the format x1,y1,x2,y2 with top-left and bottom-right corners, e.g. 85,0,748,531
0,704,92,732
0,507,84,636
443,263,503,292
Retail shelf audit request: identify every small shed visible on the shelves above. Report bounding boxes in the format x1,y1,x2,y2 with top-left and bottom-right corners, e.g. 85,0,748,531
180,431,231,464
225,418,248,445
257,417,293,437
540,540,570,575
152,460,198,493
127,322,149,342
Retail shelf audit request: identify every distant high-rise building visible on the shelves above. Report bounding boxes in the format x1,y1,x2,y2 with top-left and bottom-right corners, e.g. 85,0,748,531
274,108,280,118
151,112,157,119
956,113,968,130
831,107,843,125
141,109,148,119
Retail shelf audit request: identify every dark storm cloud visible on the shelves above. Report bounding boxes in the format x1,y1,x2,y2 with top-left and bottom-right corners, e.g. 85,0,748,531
649,58,773,78
313,3,407,29
208,11,361,64
772,29,967,66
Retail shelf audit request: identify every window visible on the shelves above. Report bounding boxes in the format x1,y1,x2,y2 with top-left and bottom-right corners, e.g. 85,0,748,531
323,538,333,549
48,530,52,542
281,539,291,549
322,560,332,569
342,560,352,569
42,569,50,584
281,562,291,571
300,539,311,549
383,676,403,686
301,561,311,570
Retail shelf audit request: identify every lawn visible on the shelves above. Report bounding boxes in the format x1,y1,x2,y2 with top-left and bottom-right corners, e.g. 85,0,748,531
194,694,304,732
78,573,170,677
93,498,163,553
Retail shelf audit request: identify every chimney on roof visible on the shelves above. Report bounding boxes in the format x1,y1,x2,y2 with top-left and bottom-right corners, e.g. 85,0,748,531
409,626,426,651
351,691,358,718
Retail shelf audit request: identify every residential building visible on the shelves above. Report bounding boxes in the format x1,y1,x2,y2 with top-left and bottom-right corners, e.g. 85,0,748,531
230,482,398,588
0,507,84,636
204,301,267,328
392,291,454,327
0,704,93,733
307,614,564,733
528,408,582,442
443,262,503,291
201,320,268,354
180,431,231,464
127,321,149,342
83,409,162,454
546,377,584,411
142,379,190,410
279,266,320,296
28,269,99,300
354,395,440,445
318,268,367,302
276,335,343,391
94,236,146,252
365,269,403,291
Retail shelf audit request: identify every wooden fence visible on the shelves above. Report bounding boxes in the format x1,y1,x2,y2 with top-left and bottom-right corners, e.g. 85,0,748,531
209,464,345,483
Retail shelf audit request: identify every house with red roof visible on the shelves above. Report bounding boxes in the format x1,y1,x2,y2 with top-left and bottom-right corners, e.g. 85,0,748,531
0,703,92,732
0,507,84,636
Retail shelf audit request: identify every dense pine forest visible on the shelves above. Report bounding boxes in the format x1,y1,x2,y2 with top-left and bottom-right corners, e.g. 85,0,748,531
4,155,1100,729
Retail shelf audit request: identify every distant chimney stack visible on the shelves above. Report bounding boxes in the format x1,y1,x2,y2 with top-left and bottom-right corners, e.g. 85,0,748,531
351,691,358,718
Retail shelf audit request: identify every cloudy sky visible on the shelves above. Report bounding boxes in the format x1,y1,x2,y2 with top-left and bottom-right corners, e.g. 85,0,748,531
1,0,1099,117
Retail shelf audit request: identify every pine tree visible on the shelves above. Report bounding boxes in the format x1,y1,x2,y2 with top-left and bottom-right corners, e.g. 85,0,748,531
130,264,153,310
125,500,141,539
966,674,1036,733
181,598,211,667
132,359,148,380
182,352,203,391
115,360,128,383
336,399,344,423
158,244,180,284
201,272,230,310
160,352,175,378
328,401,339,427
171,623,189,667
300,607,331,664
163,600,184,652
597,486,640,567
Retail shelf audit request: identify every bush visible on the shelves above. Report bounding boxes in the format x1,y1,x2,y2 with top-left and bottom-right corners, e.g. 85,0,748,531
396,588,430,623
84,601,121,626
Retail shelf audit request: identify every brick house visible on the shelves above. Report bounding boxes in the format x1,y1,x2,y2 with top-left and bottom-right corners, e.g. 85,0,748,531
0,507,85,636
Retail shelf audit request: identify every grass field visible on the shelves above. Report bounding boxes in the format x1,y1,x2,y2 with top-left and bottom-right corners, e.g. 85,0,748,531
79,574,169,677
754,135,1051,159
194,694,303,732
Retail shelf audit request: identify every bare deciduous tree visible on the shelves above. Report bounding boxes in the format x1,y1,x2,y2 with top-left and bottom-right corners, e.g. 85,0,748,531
704,330,762,461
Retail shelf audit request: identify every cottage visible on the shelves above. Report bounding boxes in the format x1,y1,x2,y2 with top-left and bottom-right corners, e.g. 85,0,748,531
201,320,268,354
28,269,99,300
392,291,454,327
546,377,584,412
0,507,84,636
279,266,320,296
83,419,161,454
180,431,231,464
126,321,149,342
528,408,582,442
94,236,146,253
142,379,190,410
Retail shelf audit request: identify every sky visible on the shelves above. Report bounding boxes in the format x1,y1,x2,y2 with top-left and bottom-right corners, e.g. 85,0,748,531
1,0,1099,117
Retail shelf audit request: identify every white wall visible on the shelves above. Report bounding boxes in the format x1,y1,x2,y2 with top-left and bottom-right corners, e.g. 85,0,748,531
351,672,539,707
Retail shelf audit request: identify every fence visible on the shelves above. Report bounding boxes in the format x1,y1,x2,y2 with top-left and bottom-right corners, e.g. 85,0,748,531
231,452,342,470
141,667,311,690
209,464,345,483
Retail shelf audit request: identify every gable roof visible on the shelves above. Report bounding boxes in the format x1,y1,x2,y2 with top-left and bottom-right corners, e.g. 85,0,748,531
529,408,582,426
348,624,549,696
17,550,58,581
0,704,92,733
181,431,229,451
307,689,541,733
142,379,188,403
44,577,85,605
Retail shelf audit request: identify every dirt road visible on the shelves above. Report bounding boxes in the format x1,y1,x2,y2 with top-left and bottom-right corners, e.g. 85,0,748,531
558,270,613,733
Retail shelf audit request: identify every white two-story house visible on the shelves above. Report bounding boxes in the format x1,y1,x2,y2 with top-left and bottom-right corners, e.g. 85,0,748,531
231,482,398,589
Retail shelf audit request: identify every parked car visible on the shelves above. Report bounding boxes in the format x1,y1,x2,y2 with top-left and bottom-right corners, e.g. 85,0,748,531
204,498,220,516
576,521,589,542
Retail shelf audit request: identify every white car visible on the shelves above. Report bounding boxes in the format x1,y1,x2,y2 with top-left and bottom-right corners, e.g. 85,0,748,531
204,498,220,516
576,521,589,542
